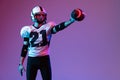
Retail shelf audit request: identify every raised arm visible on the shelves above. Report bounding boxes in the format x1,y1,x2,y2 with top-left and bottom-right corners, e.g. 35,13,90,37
51,17,75,34
51,8,85,34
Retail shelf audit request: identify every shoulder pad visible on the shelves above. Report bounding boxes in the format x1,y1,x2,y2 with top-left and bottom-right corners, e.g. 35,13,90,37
20,26,31,38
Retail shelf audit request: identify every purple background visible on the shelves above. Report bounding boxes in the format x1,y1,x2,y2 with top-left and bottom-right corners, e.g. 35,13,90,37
0,0,120,80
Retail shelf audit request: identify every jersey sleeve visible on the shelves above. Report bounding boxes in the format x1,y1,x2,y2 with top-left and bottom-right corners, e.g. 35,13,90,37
48,22,56,28
47,22,57,34
20,26,31,38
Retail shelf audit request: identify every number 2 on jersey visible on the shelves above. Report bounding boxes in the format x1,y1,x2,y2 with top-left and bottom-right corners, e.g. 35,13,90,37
30,30,48,47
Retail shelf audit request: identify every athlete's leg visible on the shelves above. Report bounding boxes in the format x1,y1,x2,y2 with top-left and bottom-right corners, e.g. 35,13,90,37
26,57,38,80
40,55,52,80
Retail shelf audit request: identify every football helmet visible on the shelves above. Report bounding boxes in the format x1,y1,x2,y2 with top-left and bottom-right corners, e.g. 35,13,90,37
31,6,47,22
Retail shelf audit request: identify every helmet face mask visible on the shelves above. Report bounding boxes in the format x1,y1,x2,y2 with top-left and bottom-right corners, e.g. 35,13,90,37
31,6,47,23
34,12,47,24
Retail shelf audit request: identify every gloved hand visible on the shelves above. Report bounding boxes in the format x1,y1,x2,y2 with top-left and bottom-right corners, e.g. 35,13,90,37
18,64,25,76
70,16,76,23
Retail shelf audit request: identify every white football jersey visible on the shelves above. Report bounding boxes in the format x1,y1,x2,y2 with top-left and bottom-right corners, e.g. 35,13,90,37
20,22,55,57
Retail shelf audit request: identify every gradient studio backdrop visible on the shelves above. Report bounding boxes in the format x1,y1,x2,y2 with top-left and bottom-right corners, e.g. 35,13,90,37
0,0,120,80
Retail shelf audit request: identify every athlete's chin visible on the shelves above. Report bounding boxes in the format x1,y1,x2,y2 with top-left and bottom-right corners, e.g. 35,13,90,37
37,20,44,24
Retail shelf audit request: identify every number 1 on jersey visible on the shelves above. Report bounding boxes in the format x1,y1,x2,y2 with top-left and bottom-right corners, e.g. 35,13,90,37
30,30,48,47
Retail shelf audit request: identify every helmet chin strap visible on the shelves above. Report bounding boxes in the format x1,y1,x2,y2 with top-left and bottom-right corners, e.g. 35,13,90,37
37,19,46,24
33,20,46,28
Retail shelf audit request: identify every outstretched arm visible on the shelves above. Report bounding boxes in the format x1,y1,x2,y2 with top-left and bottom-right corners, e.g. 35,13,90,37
51,17,75,34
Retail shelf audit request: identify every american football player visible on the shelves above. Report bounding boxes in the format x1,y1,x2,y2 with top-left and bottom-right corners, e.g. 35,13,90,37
18,6,84,80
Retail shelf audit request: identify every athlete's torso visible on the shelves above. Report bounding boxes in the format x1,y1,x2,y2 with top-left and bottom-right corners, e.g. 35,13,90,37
20,22,55,57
